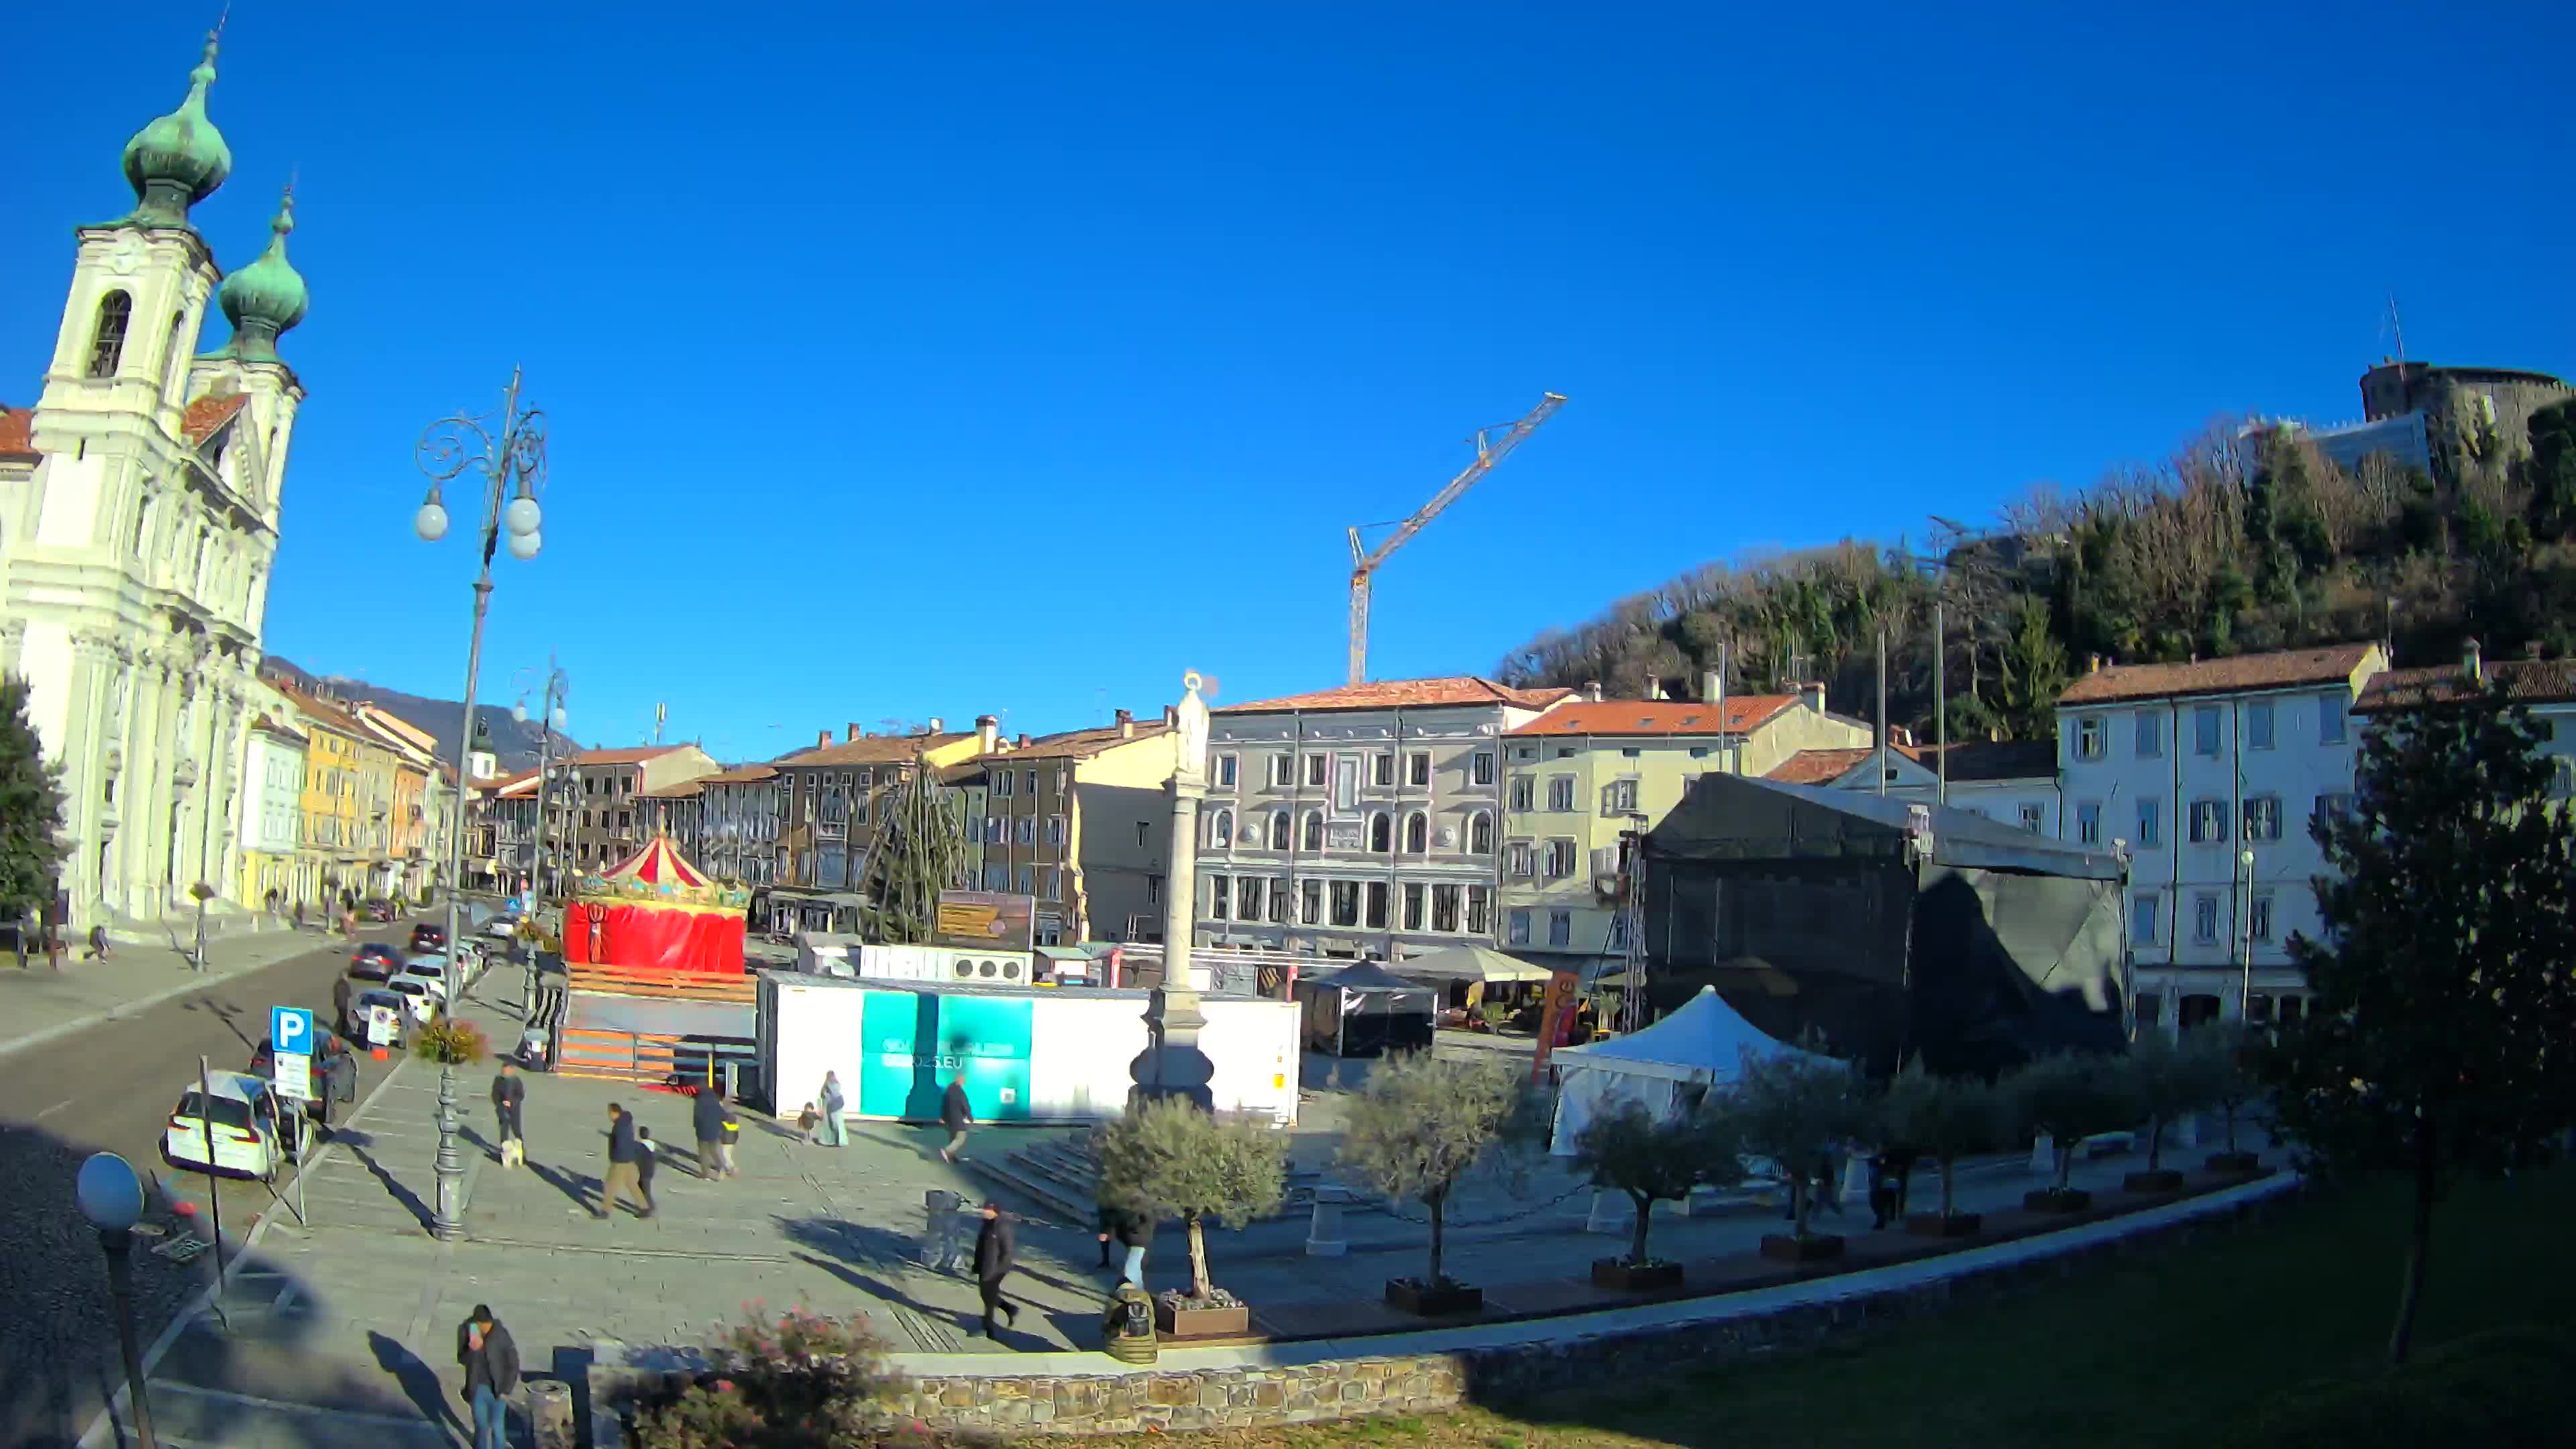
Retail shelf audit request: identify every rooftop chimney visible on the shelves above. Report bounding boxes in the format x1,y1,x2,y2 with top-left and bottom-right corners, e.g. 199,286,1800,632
2524,641,2544,661
1701,671,1721,705
2464,637,2484,686
1163,704,1179,727
1016,733,1030,749
976,714,999,754
817,729,833,749
847,722,867,743
1803,682,1826,714
2087,654,2102,674
1581,680,1604,702
1115,707,1134,739
926,716,944,734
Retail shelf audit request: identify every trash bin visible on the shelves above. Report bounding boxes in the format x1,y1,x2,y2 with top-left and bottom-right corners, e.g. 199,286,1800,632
922,1190,969,1273
525,1379,574,1449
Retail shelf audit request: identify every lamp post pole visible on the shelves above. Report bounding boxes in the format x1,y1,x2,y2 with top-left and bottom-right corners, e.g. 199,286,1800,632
2237,847,2257,1022
416,368,548,1243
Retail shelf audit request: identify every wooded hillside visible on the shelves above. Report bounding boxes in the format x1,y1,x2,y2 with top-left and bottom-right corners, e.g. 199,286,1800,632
1493,400,2576,743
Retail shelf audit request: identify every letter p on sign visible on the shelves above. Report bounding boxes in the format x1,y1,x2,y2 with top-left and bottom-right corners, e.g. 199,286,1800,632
272,1006,314,1057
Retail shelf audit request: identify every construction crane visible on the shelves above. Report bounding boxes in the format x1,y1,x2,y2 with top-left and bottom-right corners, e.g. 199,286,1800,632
1346,392,1566,685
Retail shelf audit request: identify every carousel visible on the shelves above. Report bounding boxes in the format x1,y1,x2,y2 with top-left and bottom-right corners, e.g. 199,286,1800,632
564,834,752,975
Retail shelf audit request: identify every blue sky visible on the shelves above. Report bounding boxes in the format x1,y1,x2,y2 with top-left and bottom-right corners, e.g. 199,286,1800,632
8,2,2571,761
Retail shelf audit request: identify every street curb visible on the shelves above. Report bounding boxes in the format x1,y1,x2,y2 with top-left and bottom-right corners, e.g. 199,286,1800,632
76,1044,419,1449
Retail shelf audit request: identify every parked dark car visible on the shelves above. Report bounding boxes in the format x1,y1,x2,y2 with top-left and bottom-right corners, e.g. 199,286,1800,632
409,923,447,953
348,943,402,981
248,1031,347,1120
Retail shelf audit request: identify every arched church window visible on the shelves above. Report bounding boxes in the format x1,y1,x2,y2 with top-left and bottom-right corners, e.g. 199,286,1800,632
1368,812,1392,853
1404,810,1429,855
87,290,132,378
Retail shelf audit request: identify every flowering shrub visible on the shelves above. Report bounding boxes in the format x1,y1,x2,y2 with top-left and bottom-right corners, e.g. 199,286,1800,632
630,1305,920,1449
411,1018,487,1067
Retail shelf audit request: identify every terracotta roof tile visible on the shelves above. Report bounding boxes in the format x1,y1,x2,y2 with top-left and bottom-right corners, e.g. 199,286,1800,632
1217,676,1573,714
574,745,691,765
182,393,249,447
1763,743,1929,786
977,722,1173,763
250,713,307,743
777,733,971,767
0,406,36,459
702,764,780,784
638,780,706,799
2057,643,2383,707
2355,657,2576,712
1507,695,1799,737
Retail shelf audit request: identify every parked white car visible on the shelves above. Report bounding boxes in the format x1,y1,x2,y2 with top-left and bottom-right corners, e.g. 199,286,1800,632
399,955,452,1000
164,1071,291,1180
385,975,441,1024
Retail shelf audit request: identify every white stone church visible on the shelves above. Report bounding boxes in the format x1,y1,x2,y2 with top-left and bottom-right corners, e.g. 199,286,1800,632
0,32,309,932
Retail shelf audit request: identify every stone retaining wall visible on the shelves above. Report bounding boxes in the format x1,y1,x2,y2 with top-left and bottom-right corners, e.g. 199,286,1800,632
597,1179,2301,1439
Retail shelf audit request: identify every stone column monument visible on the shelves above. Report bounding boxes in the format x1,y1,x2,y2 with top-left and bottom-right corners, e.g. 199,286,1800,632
1133,671,1216,1112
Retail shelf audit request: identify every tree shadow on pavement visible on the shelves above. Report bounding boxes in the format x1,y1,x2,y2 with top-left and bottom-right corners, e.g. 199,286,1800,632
324,1129,433,1232
366,1331,466,1442
182,995,258,1055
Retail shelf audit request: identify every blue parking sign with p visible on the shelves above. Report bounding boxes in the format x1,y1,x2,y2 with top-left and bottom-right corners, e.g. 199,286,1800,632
272,1006,315,1057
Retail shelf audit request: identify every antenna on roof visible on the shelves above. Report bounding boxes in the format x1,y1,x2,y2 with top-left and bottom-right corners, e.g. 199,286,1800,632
2385,292,2407,368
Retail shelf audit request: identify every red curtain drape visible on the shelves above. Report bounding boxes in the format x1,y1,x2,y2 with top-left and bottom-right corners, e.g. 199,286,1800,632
564,901,744,975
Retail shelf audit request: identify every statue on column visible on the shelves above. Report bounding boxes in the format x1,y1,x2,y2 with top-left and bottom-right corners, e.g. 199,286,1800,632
1175,670,1210,786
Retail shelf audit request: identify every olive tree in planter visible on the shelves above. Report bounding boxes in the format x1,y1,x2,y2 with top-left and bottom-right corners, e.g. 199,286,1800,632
1878,1061,2002,1237
2007,1052,2137,1212
1570,1097,1745,1290
1095,1097,1287,1339
1335,1051,1538,1316
2200,1027,2267,1174
2121,1030,2222,1191
1730,1047,1868,1263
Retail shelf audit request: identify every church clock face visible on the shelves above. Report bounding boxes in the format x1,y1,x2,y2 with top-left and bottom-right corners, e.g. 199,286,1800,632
107,237,144,276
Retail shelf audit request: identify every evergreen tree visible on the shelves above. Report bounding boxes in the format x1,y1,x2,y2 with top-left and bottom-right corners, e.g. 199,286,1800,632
855,767,967,943
0,674,71,922
2263,679,2576,1366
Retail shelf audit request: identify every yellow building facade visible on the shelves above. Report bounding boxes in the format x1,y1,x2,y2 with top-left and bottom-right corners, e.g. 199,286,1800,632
1497,688,1874,977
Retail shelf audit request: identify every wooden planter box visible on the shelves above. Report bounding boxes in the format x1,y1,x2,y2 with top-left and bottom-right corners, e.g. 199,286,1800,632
1153,1301,1251,1339
2024,1188,2093,1213
1385,1279,1483,1316
1904,1212,1983,1238
2206,1151,2261,1175
2123,1169,2186,1192
1759,1233,1845,1263
1590,1258,1685,1291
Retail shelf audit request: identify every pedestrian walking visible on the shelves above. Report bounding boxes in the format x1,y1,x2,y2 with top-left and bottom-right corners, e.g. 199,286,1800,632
492,1062,527,1168
1096,1197,1150,1289
692,1086,736,1180
85,924,111,960
635,1126,661,1212
939,1075,973,1163
11,909,28,970
972,1199,1020,1338
796,1102,820,1144
816,1071,846,1148
597,1103,651,1219
294,900,305,930
455,1304,520,1449
323,1036,358,1125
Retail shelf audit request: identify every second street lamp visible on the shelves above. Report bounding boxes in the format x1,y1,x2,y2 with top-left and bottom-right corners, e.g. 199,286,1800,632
416,367,549,1242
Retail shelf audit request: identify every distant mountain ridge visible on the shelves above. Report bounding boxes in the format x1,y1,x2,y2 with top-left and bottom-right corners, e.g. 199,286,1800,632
259,656,576,772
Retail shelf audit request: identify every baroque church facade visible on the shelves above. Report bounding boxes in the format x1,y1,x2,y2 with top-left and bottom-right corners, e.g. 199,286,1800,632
0,32,311,930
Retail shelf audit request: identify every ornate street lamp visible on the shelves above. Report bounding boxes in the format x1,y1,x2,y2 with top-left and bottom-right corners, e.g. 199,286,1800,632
75,1152,158,1449
415,368,547,1242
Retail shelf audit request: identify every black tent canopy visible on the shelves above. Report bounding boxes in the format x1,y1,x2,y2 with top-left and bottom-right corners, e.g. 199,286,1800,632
1295,961,1438,1057
1640,773,2131,1079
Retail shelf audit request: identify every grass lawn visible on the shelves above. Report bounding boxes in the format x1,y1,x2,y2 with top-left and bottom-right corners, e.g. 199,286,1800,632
1080,1166,2575,1449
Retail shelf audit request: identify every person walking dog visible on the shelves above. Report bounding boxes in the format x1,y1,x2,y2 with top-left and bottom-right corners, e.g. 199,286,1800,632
491,1061,527,1168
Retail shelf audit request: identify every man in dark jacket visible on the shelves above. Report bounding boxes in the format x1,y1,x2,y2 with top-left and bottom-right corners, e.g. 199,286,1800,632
598,1103,650,1219
491,1063,526,1165
973,1199,1019,1337
321,1036,359,1125
456,1303,520,1449
691,1087,735,1180
939,1076,973,1164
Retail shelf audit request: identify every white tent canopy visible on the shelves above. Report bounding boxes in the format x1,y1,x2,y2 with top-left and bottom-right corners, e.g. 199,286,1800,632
1388,945,1553,985
1547,985,1836,1155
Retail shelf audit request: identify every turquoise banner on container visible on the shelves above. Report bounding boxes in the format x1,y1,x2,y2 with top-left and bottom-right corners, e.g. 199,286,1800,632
857,989,1034,1122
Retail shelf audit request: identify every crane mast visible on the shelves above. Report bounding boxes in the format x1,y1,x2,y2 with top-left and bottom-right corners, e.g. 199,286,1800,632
1346,392,1566,685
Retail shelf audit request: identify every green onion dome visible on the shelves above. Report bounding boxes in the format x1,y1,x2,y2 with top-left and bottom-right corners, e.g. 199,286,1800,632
121,34,231,227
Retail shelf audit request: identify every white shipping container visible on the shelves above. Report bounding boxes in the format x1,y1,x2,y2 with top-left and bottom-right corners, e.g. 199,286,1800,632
759,973,1299,1127
858,943,1034,986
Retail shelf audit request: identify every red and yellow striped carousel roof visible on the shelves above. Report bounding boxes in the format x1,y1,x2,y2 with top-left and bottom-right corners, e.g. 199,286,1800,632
599,833,710,890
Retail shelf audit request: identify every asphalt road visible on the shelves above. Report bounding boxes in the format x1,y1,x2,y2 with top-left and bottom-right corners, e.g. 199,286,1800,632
0,921,439,1449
